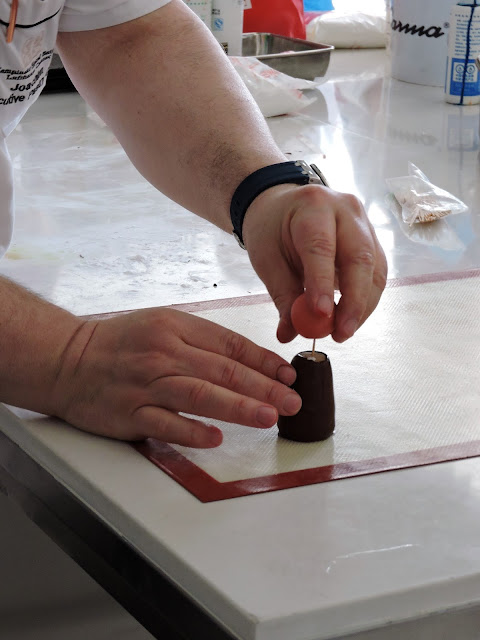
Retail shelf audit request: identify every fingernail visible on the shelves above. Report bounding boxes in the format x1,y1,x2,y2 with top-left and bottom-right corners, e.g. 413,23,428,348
277,364,296,386
343,318,358,337
256,406,278,427
317,295,333,317
283,392,302,415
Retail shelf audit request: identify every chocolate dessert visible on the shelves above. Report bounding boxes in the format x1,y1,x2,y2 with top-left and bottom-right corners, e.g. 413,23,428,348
277,351,335,442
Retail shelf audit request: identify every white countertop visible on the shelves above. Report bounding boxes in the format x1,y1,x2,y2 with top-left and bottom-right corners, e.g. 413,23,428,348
1,49,480,640
1,50,479,315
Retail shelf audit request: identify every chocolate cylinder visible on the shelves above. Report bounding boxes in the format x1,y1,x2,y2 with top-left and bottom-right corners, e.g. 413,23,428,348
278,351,335,442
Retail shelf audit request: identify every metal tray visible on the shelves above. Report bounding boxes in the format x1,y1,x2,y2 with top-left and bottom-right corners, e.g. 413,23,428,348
242,32,333,81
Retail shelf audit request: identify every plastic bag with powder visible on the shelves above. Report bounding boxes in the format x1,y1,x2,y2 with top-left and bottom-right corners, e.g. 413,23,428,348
386,162,468,226
306,11,387,48
230,56,318,118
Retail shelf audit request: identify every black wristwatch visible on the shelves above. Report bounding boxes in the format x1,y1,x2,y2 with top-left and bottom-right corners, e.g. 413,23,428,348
230,160,329,249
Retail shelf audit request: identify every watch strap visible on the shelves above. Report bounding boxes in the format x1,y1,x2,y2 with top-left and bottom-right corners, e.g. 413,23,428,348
230,160,328,248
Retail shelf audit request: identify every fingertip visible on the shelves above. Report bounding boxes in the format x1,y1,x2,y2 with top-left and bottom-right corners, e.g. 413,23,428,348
331,331,347,344
332,317,358,343
276,317,297,344
204,425,223,448
256,406,278,428
277,364,296,386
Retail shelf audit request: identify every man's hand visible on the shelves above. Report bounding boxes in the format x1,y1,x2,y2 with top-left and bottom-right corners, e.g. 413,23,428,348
56,2,386,345
242,182,388,344
52,308,301,448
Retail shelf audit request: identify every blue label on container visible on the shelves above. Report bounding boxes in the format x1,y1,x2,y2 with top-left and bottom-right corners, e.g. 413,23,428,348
304,0,334,10
213,17,224,31
449,57,480,96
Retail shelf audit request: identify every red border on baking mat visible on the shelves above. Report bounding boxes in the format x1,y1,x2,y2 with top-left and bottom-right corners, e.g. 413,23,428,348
133,439,480,503
86,268,480,320
87,268,480,502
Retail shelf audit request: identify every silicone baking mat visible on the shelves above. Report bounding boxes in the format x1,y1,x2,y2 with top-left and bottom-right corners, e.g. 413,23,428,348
131,270,480,502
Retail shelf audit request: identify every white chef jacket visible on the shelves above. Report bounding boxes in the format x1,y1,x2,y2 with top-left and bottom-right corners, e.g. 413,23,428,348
0,0,171,257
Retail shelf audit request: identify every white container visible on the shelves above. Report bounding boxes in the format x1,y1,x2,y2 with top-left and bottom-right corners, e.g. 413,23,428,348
445,3,480,104
184,0,213,25
211,0,244,56
390,0,456,86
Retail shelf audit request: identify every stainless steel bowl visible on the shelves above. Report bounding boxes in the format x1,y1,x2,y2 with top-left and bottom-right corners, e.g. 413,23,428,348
242,33,333,81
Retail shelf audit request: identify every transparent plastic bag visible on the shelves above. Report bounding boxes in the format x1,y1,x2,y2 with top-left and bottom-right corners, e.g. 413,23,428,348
230,57,317,117
386,194,465,251
386,162,469,226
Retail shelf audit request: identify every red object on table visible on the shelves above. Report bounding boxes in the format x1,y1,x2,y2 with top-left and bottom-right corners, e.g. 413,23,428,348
290,293,334,339
243,0,306,39
303,10,330,25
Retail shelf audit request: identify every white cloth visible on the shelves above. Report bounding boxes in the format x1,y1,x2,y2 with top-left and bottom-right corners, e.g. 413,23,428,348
0,0,170,258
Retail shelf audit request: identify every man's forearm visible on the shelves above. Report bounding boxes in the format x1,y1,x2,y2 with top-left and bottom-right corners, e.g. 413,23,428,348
56,0,285,233
0,276,85,415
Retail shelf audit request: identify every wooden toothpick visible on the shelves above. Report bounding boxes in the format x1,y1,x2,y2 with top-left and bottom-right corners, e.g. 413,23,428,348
6,0,18,43
311,339,316,357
